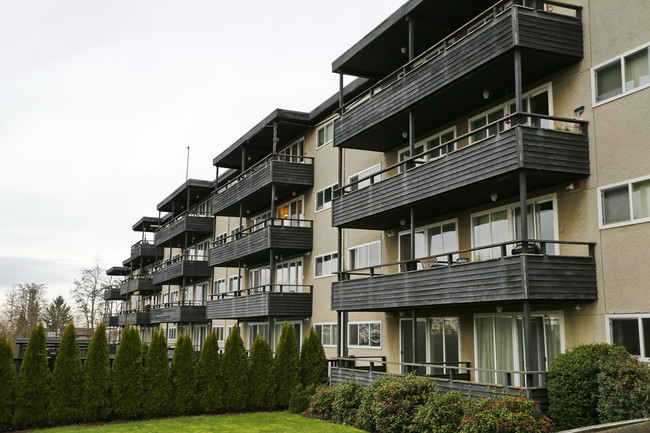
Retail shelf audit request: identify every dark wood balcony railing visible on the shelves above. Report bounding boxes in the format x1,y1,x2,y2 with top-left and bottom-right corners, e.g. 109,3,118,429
332,240,597,312
207,284,313,320
103,286,123,300
152,256,211,286
332,114,589,229
335,0,583,147
149,301,207,323
209,218,313,267
212,154,314,217
154,213,213,247
118,309,151,326
117,276,154,295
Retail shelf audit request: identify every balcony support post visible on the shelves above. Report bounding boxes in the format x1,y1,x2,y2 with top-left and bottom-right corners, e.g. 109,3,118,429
410,207,416,266
272,122,278,154
407,15,415,62
519,169,533,388
338,73,344,115
269,248,276,292
269,316,275,348
408,110,415,159
411,309,418,373
514,48,523,123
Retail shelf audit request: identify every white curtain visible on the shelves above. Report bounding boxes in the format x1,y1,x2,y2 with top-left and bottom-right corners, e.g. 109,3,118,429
632,179,650,220
625,48,650,90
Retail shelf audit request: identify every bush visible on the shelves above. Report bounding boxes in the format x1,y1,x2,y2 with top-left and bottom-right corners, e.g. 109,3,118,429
289,383,310,414
547,343,625,429
332,380,365,426
355,376,388,432
275,322,300,409
248,336,275,411
171,334,197,415
410,392,468,433
196,331,223,414
143,329,173,418
14,324,50,429
300,327,328,388
49,323,83,425
597,349,650,423
112,326,143,419
305,385,337,421
82,322,111,422
459,395,554,433
221,326,247,412
368,373,439,433
0,336,15,430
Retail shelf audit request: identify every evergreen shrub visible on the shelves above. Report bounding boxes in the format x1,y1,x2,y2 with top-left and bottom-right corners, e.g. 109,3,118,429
82,322,111,422
248,336,275,411
112,326,143,419
221,326,247,412
196,331,223,414
143,328,173,418
300,327,328,388
275,322,300,409
0,336,15,430
13,325,50,429
305,385,337,421
289,383,310,414
458,395,554,433
410,392,468,433
171,333,197,415
331,380,364,426
49,323,83,425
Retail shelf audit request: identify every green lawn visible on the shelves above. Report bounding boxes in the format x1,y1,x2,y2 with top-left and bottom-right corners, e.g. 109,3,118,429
36,413,365,433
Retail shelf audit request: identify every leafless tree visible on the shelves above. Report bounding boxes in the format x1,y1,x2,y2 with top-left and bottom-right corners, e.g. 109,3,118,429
71,260,107,334
0,283,47,339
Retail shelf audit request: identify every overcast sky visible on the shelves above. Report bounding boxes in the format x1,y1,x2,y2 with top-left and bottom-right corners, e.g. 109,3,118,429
0,0,406,302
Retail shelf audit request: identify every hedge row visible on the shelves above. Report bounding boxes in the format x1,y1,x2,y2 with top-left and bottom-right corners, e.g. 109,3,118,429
0,322,327,431
305,374,554,433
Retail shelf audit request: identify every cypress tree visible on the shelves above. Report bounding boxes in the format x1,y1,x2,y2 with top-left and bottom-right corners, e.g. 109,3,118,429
112,326,143,419
0,336,15,430
82,322,111,422
171,333,197,415
196,331,223,414
275,322,300,409
221,326,247,412
248,336,275,411
143,328,172,419
14,324,50,429
49,322,83,425
300,327,328,387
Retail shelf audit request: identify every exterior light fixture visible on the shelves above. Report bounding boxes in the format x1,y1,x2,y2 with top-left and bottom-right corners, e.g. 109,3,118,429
490,193,498,202
401,46,407,54
483,89,490,100
402,131,408,139
399,218,406,226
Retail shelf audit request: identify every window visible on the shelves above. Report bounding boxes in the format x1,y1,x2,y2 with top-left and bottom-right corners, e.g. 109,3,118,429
349,241,381,269
228,275,241,292
249,267,270,289
599,176,650,228
400,317,460,375
397,128,456,173
469,107,504,143
249,322,269,347
192,325,208,350
594,44,650,104
277,197,304,223
250,211,271,232
273,321,302,349
399,220,458,270
213,279,226,295
607,315,650,360
317,121,334,148
213,326,225,342
314,323,338,347
279,138,304,162
214,232,227,245
276,258,303,292
348,322,381,348
194,199,210,217
316,184,339,212
230,225,244,240
315,252,338,277
349,164,381,191
167,327,177,341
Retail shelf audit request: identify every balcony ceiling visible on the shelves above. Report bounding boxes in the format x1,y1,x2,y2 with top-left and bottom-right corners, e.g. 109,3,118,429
106,266,130,276
132,216,161,232
157,179,214,213
332,0,496,78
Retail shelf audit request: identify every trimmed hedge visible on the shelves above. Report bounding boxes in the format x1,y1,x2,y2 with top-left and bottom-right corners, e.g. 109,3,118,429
300,327,328,388
275,322,300,409
221,326,248,412
82,322,111,422
171,334,197,415
143,329,173,419
112,326,143,419
411,392,469,433
458,396,554,433
49,323,83,425
14,325,50,429
248,336,276,411
196,331,223,414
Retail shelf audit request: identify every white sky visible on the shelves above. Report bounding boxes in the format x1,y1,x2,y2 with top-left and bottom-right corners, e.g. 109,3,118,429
0,0,406,302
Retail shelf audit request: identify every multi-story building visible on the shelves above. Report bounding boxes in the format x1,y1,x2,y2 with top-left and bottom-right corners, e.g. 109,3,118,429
106,0,650,401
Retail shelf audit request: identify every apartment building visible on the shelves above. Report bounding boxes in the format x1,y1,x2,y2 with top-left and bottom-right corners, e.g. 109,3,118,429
105,0,650,399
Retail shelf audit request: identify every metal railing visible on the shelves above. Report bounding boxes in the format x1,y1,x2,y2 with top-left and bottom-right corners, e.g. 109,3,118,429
216,153,314,194
339,239,596,280
340,0,582,115
211,218,313,248
335,112,588,196
210,284,313,300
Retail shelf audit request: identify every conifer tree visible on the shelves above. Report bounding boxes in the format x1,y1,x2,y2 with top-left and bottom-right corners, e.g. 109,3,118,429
275,322,299,409
196,331,223,414
0,336,15,430
49,323,83,425
300,327,328,387
221,326,247,412
171,333,197,415
14,324,50,429
112,326,143,419
82,322,111,422
248,336,275,411
143,328,172,419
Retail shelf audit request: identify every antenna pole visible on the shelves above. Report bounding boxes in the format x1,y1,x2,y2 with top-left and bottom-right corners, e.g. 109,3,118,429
185,146,190,181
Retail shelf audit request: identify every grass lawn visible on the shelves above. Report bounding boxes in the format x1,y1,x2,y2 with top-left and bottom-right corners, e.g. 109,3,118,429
34,412,365,433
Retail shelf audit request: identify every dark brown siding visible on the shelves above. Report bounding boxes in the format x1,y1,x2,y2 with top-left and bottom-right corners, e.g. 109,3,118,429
150,306,207,323
125,312,151,325
119,278,155,295
206,293,312,320
154,216,213,246
102,315,119,326
152,261,211,286
103,287,122,300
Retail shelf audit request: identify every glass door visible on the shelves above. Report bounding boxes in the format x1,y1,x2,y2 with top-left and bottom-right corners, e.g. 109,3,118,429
275,259,303,292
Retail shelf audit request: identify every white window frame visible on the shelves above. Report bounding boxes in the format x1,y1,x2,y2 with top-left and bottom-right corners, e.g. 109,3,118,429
314,252,339,278
167,326,177,341
399,316,461,375
348,240,381,270
228,275,241,292
275,257,304,292
347,321,382,349
605,314,650,361
397,126,457,172
279,138,305,162
316,121,334,149
592,42,650,107
597,174,650,229
398,218,459,266
213,278,226,295
314,323,339,347
213,326,225,343
274,320,303,350
315,183,339,212
214,232,227,246
348,164,381,191
276,195,305,221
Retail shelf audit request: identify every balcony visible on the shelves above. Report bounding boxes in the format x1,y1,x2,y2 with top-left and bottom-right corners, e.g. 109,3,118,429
209,218,313,267
152,256,211,286
118,276,155,296
335,1,584,149
332,240,597,312
117,310,151,326
122,240,163,268
212,154,314,217
154,214,213,247
150,302,207,324
207,285,312,320
102,315,119,327
332,115,589,229
103,286,123,301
